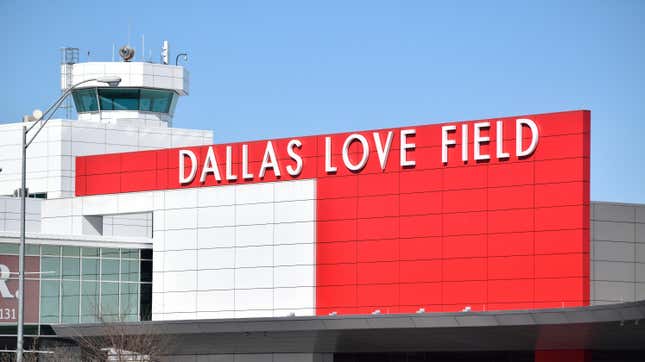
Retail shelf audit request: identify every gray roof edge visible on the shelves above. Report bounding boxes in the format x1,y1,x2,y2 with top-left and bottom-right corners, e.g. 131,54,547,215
53,300,645,337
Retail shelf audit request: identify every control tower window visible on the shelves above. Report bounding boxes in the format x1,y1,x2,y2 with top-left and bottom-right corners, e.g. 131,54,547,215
140,89,174,113
72,88,99,112
71,88,177,114
99,88,139,110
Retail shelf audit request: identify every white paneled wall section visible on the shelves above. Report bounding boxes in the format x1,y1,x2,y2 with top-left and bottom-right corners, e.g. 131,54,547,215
40,179,316,320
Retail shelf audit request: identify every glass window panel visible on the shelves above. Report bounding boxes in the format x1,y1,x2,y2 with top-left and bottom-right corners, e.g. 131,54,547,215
72,88,98,113
42,245,60,256
101,259,119,281
61,281,80,324
101,282,119,321
62,246,80,257
0,243,18,254
101,248,120,258
140,260,152,283
121,249,139,259
120,283,138,318
62,258,80,280
41,256,60,279
168,93,179,115
123,314,138,322
26,244,39,256
82,247,100,258
81,281,100,323
140,283,152,321
82,258,100,280
140,249,152,260
98,88,139,111
140,89,174,113
40,280,60,324
121,259,139,282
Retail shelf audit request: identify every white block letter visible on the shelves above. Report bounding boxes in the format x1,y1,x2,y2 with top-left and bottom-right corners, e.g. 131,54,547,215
400,129,416,167
200,146,222,183
342,134,369,171
441,125,457,164
516,118,539,157
226,145,237,181
474,122,490,161
461,124,468,162
179,149,197,184
373,131,393,170
325,136,337,173
286,139,303,177
496,120,510,159
259,140,281,178
242,144,253,180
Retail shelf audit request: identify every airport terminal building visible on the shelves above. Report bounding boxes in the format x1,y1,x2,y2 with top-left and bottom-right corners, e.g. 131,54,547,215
0,55,643,361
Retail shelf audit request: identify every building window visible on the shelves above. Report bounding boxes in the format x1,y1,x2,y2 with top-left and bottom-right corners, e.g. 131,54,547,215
71,88,98,112
71,88,177,114
0,243,152,326
99,88,140,111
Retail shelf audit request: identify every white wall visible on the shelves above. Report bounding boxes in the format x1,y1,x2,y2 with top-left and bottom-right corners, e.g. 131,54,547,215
0,120,212,199
0,196,41,233
40,179,317,320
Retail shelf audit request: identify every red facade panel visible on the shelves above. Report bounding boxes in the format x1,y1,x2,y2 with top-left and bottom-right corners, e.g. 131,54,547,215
75,110,591,316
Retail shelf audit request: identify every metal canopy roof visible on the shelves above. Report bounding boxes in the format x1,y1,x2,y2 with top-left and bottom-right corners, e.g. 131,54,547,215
54,301,645,354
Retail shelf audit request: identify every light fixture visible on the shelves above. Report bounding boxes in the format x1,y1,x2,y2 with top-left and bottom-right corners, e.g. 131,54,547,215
96,75,122,87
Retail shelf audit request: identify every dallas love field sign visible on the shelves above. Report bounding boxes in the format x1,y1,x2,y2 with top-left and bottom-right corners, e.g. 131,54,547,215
177,119,539,184
75,110,587,196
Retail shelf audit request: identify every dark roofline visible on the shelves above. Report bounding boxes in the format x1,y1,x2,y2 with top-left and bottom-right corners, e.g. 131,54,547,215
53,300,645,354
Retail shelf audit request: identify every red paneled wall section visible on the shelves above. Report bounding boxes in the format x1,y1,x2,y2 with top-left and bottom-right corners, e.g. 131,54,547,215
315,110,590,315
75,110,590,316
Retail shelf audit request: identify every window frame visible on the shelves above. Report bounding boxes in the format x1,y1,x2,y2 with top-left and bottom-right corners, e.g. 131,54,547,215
71,87,178,115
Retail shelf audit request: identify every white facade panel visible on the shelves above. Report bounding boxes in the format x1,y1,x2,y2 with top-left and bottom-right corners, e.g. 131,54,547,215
274,179,316,202
197,248,235,270
163,291,197,313
164,208,197,230
197,269,234,290
274,266,314,288
235,246,273,268
164,249,197,271
165,229,197,250
275,221,315,245
197,290,234,312
234,289,273,311
163,270,197,292
235,224,274,247
274,244,314,266
235,267,274,289
197,205,235,228
235,203,274,226
197,226,235,249
235,183,274,205
275,200,315,223
197,186,235,207
274,287,315,310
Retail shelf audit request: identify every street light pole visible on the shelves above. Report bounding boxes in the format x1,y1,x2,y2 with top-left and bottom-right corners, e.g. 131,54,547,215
16,121,27,362
15,76,121,362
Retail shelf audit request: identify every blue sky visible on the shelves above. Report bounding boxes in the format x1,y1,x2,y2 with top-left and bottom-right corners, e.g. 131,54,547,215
1,0,644,203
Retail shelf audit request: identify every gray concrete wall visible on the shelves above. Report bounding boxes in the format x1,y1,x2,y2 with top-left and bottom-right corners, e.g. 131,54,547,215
591,201,645,305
